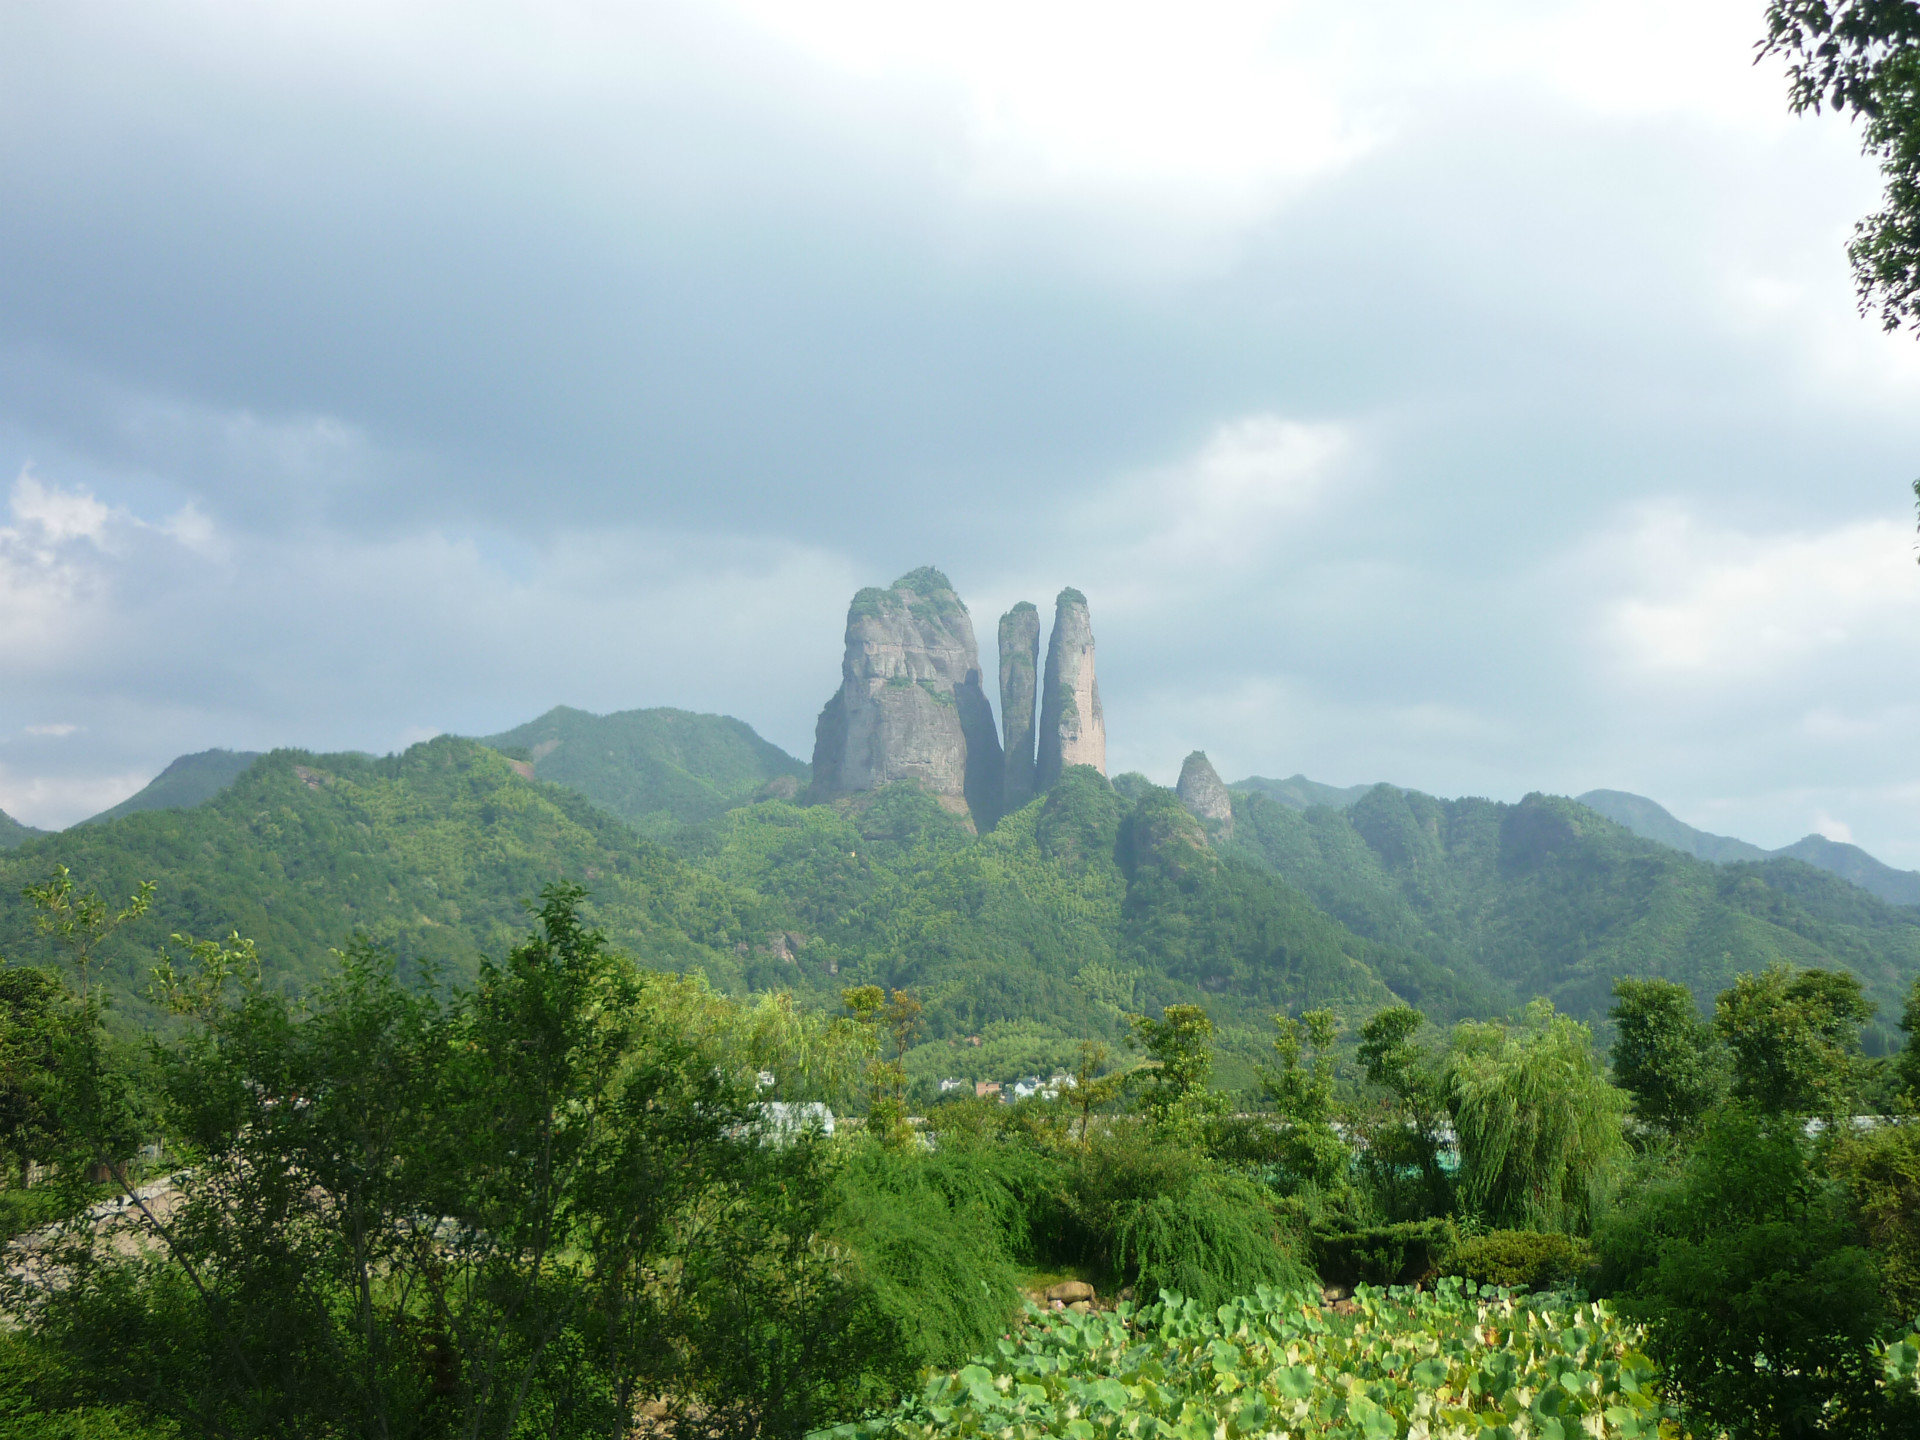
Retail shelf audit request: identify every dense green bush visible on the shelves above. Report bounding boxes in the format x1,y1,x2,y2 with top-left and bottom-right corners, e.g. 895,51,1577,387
1831,1120,1920,1328
1065,1129,1314,1307
0,1329,176,1439
827,1143,1026,1380
1441,1229,1593,1292
1310,1219,1455,1287
1597,1106,1901,1437
8,893,945,1440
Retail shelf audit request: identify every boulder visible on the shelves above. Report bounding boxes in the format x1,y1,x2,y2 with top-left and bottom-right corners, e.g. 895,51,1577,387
810,568,1003,827
1176,750,1234,843
1045,1280,1096,1304
1036,588,1106,790
998,602,1041,814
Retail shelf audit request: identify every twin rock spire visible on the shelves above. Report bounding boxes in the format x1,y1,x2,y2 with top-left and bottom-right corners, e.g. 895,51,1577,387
809,568,1105,828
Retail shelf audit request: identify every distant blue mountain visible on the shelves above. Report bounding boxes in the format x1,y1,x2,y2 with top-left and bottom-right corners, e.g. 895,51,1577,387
1578,789,1920,908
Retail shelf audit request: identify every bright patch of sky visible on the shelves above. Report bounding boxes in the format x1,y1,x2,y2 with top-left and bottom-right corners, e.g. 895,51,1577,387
2,0,1919,869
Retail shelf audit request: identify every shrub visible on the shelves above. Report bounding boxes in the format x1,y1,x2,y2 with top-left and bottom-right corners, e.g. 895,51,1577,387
1441,1229,1593,1292
1066,1130,1315,1307
1603,1106,1897,1437
1832,1120,1920,1324
829,1142,1025,1374
914,1132,1070,1266
1311,1219,1454,1287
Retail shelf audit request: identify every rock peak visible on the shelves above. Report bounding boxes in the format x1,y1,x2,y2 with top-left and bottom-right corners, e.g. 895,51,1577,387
998,603,1042,813
1176,750,1233,843
1036,588,1105,789
810,569,1002,827
890,565,958,598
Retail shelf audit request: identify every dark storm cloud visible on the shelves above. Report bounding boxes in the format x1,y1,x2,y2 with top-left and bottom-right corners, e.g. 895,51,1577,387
3,0,1919,866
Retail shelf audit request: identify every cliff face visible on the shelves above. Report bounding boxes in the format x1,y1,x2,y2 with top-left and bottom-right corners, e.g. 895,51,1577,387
997,602,1041,814
810,568,1003,827
1036,588,1106,790
1176,750,1234,843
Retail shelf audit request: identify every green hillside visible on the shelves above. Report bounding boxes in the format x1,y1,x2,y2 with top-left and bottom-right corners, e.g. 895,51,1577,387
1767,831,1920,907
478,705,809,836
0,746,1466,1084
1230,774,1377,811
683,770,1475,1088
4,736,1917,1073
1578,786,1920,906
0,738,779,1020
82,747,263,825
0,809,44,850
1227,785,1920,1042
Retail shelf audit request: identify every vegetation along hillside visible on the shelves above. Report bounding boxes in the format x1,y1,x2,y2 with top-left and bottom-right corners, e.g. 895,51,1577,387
1226,785,1920,1046
79,747,263,826
1580,786,1920,907
479,704,811,836
0,738,784,1021
0,809,44,851
5,732,1918,1075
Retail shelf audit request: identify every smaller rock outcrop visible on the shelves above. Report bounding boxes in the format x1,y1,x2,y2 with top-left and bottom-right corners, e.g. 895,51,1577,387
998,602,1041,813
1036,588,1106,790
1176,751,1234,843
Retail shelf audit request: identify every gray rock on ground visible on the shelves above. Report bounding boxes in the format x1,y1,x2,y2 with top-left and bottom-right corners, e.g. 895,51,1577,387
1036,588,1106,790
810,567,1003,827
1176,750,1234,843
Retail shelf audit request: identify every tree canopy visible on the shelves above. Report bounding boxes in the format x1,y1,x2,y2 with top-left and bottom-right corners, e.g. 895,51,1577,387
1764,0,1920,332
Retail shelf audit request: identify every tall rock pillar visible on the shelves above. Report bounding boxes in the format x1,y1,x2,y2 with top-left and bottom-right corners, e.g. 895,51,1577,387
1035,587,1106,790
998,602,1040,813
810,567,1003,828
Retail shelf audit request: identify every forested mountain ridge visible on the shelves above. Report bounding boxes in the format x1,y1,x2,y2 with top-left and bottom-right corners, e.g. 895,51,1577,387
80,748,263,826
0,739,783,1021
1578,786,1920,907
0,740,1478,1077
0,808,44,850
478,705,810,836
1226,784,1920,1045
3,730,1917,1073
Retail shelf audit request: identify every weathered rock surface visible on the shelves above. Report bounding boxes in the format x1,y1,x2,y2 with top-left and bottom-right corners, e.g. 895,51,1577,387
1036,588,1106,790
998,602,1041,814
1176,750,1234,843
810,568,1003,827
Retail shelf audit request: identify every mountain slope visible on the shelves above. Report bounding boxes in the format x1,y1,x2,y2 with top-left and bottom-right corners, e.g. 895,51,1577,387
83,748,264,825
479,706,808,836
1574,789,1767,863
0,810,45,851
0,751,1464,1073
1765,833,1920,908
1231,775,1378,811
1227,785,1920,1031
8,734,1917,1066
0,738,774,1017
1578,788,1920,907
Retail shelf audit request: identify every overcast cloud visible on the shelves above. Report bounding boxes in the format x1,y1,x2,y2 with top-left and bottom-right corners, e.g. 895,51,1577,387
4,0,1920,866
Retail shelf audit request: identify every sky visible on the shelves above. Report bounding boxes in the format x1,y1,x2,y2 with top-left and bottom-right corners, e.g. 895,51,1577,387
4,0,1920,865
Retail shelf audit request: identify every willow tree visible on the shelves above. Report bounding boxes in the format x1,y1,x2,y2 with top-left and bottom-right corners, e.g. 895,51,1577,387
1445,1000,1626,1232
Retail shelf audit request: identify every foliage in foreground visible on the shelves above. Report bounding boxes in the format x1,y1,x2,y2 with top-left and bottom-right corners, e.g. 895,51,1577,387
826,1282,1673,1440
